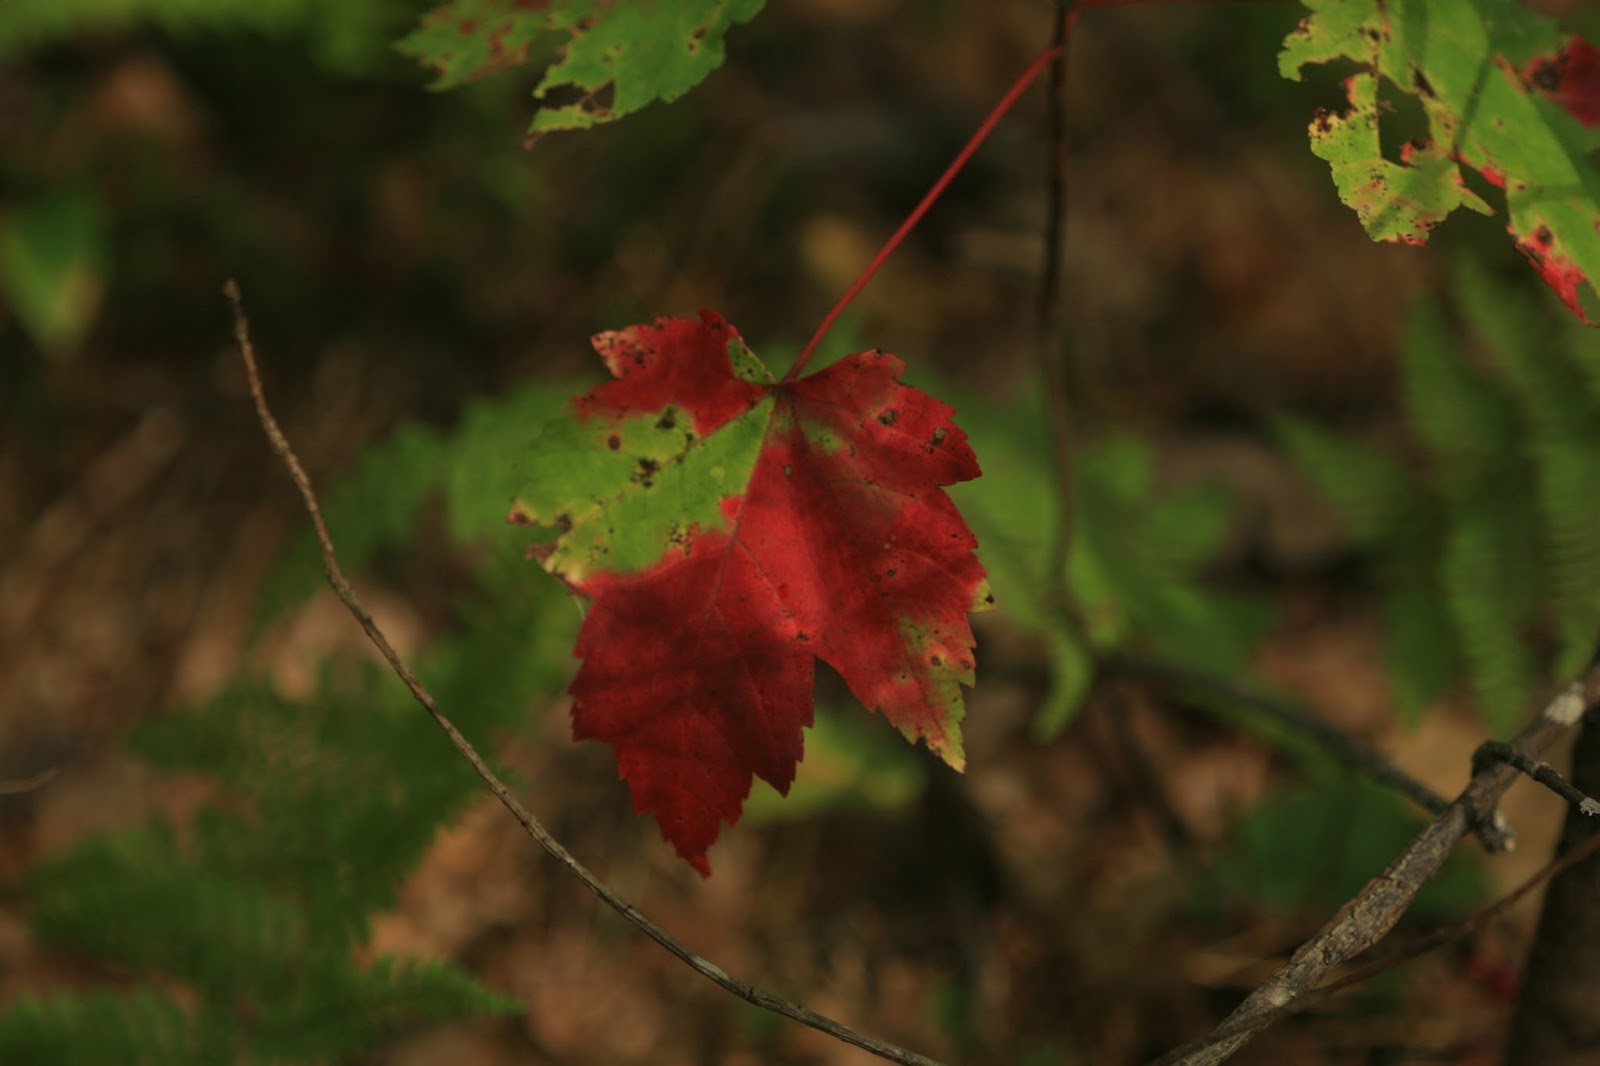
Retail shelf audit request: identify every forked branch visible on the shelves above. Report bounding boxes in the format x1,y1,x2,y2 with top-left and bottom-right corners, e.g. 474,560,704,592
1154,662,1600,1066
225,280,945,1066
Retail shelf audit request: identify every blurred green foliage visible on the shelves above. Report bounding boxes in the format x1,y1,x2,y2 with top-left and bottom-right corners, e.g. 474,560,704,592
1280,264,1600,730
0,382,579,1061
1197,773,1484,922
0,0,416,73
7,1,1590,1056
940,375,1270,738
0,191,106,355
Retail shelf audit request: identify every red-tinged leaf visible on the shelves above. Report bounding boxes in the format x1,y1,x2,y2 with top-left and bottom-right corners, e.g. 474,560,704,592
1527,37,1600,129
514,312,992,874
1282,1,1600,321
398,0,764,136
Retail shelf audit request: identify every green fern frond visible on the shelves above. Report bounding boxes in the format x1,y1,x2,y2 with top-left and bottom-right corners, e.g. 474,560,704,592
1562,326,1600,408
249,957,518,1062
1282,269,1600,730
1454,264,1600,678
1441,510,1539,729
1273,415,1412,545
1381,579,1461,724
28,826,309,997
0,377,600,1059
1526,444,1600,675
0,992,234,1066
1401,299,1522,496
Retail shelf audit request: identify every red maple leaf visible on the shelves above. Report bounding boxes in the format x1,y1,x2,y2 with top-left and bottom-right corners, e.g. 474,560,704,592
516,311,991,874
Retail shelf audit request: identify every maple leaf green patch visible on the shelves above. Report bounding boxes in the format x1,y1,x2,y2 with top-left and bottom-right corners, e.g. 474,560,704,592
513,312,991,875
1283,0,1600,320
398,0,764,136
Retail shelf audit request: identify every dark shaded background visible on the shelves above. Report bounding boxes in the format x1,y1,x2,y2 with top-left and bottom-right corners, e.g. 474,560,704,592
4,1,1598,1062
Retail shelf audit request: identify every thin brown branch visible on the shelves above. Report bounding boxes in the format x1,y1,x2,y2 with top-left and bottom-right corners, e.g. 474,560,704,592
1037,1,1078,614
1151,664,1600,1066
0,766,59,795
224,280,946,1066
1150,804,1600,1064
1474,740,1600,817
1109,651,1509,851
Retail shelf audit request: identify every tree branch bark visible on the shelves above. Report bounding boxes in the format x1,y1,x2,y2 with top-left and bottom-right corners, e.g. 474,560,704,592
1506,705,1600,1065
1152,662,1600,1066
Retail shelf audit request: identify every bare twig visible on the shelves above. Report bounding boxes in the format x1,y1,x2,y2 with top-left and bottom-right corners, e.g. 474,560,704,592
1037,1,1078,607
1474,740,1600,817
1152,665,1600,1066
0,766,59,795
1109,651,1509,851
1151,808,1600,1063
224,280,946,1066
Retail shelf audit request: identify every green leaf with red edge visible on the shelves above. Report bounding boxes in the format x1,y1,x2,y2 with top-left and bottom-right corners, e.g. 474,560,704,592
397,0,763,136
511,312,992,875
1282,0,1600,321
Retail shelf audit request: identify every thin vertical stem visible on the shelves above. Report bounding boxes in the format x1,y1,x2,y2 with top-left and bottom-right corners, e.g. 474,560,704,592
1038,3,1079,613
782,43,1063,383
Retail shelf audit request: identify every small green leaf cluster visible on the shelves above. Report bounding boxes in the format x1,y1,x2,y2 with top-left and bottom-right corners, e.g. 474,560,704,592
1281,265,1600,730
948,386,1269,738
398,0,765,135
1282,0,1600,319
0,385,580,1063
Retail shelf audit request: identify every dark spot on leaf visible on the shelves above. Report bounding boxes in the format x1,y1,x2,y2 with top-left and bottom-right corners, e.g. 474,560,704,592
1412,68,1435,97
877,409,897,426
929,654,943,667
555,513,572,533
984,592,995,606
1312,107,1334,134
1530,56,1563,92
656,409,677,431
795,630,810,642
886,568,897,578
684,431,697,446
931,427,947,447
1536,225,1554,246
607,434,621,450
633,457,660,487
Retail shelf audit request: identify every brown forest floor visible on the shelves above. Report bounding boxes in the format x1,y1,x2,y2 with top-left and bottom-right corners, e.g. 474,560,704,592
0,1,1592,1063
